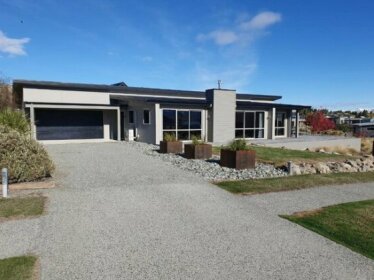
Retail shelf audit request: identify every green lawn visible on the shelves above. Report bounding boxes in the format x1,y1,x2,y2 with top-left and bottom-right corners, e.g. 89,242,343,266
213,145,349,166
0,256,37,280
0,196,46,220
216,172,374,194
281,200,374,259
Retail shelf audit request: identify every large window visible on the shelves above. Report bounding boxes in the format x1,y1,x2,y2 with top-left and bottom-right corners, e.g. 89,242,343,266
275,112,286,136
235,111,265,139
162,109,202,140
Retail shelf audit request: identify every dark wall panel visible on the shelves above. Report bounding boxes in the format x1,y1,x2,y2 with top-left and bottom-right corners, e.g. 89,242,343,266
35,109,103,140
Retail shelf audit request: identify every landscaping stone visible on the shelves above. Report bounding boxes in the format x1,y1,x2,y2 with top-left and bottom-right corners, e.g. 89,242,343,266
288,162,301,175
293,157,374,175
123,142,287,181
122,142,374,179
315,163,330,174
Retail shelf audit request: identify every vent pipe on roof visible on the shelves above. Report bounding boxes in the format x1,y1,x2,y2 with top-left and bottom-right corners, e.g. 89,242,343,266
111,82,128,87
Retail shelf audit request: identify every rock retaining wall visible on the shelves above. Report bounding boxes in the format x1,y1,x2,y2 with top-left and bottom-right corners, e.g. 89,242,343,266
289,155,374,175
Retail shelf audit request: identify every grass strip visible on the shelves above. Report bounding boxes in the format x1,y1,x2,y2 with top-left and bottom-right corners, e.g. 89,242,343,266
281,200,374,259
0,196,45,220
215,171,374,194
0,256,37,280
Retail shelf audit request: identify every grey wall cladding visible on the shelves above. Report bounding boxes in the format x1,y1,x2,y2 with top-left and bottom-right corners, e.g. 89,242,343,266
206,89,236,144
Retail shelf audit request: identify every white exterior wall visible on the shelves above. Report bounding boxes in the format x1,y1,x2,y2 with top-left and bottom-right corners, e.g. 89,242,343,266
155,103,162,145
263,110,269,139
270,107,276,140
23,88,110,105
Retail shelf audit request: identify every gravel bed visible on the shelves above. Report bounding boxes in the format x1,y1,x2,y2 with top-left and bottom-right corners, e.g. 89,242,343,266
124,141,288,181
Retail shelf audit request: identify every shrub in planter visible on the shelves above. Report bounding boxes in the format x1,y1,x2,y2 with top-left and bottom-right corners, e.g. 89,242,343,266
0,125,54,183
184,136,212,159
220,139,256,169
159,133,183,154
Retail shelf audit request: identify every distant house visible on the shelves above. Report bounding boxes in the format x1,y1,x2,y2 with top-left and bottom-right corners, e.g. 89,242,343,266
13,79,310,144
328,115,371,126
352,120,374,137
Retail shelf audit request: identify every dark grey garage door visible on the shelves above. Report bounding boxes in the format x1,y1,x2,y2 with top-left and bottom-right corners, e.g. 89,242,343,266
35,109,103,140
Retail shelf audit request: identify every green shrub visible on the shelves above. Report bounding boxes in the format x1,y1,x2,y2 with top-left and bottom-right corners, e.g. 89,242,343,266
0,108,30,134
226,139,249,151
163,132,177,142
336,123,352,133
191,135,204,145
0,126,54,183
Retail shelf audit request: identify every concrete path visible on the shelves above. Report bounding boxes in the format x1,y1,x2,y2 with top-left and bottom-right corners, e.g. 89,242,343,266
0,142,373,279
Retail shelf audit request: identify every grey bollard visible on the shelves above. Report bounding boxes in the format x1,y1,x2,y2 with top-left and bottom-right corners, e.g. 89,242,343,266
287,161,293,175
2,168,8,198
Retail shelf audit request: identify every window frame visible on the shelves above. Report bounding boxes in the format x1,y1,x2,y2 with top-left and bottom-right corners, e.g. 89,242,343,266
235,110,265,139
275,112,286,137
143,109,151,125
162,109,202,141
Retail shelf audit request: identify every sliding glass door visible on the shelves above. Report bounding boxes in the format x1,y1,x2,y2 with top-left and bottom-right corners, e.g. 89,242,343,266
275,112,286,136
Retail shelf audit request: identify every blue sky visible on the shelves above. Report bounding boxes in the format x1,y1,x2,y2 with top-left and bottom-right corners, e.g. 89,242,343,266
0,0,373,110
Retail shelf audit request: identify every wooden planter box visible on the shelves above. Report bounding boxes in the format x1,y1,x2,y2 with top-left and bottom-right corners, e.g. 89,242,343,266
184,144,212,159
220,149,256,169
159,141,183,154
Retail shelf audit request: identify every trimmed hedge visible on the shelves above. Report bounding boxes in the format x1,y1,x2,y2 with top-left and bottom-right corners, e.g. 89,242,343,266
0,125,54,183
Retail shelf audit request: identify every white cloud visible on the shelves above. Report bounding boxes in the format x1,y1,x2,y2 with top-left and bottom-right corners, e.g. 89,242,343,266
0,30,30,56
195,63,257,90
240,11,282,30
141,56,153,62
197,11,281,46
197,30,238,45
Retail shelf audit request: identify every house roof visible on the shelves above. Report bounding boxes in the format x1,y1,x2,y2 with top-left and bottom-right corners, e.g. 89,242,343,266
13,79,282,101
236,93,281,101
237,101,310,110
13,79,206,99
351,121,374,127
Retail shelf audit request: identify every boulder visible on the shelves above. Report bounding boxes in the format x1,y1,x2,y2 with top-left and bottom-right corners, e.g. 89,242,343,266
336,163,354,173
346,160,359,168
289,163,301,175
300,163,317,174
315,163,331,174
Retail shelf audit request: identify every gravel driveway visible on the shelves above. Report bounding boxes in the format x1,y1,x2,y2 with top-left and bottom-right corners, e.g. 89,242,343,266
0,142,373,279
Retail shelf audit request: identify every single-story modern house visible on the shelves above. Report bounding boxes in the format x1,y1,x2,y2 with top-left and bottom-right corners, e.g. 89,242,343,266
352,121,374,138
13,80,310,145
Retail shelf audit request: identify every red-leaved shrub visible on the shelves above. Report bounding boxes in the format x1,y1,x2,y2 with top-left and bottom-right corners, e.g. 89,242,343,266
306,110,336,133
